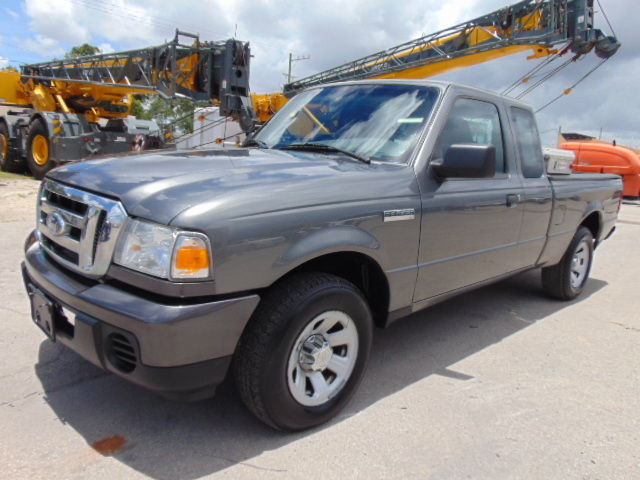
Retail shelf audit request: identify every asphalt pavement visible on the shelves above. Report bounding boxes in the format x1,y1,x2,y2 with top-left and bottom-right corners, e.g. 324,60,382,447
1,205,638,479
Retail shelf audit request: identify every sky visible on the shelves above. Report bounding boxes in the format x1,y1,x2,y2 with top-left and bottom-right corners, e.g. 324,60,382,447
0,0,638,147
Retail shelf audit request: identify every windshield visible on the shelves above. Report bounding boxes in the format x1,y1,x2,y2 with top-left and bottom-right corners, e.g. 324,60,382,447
254,84,439,163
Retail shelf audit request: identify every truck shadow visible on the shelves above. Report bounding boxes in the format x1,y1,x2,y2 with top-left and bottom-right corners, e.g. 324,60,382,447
34,270,607,479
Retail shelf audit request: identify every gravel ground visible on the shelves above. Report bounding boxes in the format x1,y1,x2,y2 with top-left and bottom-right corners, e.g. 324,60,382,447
0,179,638,479
0,178,40,222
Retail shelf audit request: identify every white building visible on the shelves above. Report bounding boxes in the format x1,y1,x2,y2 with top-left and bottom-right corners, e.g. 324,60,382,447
175,107,245,150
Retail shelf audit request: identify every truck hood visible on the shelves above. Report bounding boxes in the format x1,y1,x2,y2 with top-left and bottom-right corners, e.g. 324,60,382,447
48,148,417,225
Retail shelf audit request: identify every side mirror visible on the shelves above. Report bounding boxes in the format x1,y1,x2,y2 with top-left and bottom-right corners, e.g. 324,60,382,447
432,144,496,179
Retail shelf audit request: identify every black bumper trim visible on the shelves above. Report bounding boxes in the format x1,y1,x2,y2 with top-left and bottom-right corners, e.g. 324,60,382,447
107,263,218,299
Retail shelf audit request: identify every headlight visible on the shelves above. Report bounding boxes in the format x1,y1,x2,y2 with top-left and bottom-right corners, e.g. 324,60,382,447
113,219,212,281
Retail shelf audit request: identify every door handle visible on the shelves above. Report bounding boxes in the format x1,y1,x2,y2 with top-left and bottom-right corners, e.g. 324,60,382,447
506,193,521,208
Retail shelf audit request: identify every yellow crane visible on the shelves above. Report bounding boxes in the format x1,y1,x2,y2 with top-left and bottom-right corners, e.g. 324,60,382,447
0,31,253,178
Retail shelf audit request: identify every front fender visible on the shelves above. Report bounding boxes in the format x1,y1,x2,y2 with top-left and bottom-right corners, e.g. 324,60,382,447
276,225,382,269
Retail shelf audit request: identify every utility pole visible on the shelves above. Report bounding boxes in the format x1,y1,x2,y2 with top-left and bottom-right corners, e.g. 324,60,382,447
286,53,310,84
557,125,562,146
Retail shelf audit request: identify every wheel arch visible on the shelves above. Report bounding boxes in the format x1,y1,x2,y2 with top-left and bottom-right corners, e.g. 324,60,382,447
0,116,9,148
275,250,390,329
580,210,601,244
29,113,50,135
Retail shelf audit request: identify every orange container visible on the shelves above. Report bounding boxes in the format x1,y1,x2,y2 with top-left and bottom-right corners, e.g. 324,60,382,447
561,142,640,198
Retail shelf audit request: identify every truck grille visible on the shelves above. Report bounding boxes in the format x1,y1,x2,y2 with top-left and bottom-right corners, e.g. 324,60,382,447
37,180,127,278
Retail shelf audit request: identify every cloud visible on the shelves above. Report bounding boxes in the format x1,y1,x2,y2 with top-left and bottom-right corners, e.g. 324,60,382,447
97,43,115,54
25,0,89,44
0,56,9,69
23,0,234,44
4,8,20,20
23,34,65,58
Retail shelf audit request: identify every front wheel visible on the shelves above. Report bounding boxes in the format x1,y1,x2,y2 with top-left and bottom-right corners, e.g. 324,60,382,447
542,226,594,300
234,272,373,431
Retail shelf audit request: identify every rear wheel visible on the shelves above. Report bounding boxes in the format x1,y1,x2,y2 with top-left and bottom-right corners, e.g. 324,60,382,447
234,272,373,431
0,122,22,173
542,226,594,300
26,120,55,179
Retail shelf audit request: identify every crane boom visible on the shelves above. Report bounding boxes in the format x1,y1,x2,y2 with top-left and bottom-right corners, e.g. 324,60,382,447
0,31,254,178
15,30,253,122
251,0,619,122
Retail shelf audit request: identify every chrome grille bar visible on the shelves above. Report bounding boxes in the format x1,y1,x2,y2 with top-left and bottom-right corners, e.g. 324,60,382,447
37,180,128,278
79,206,101,271
40,201,84,228
39,223,80,251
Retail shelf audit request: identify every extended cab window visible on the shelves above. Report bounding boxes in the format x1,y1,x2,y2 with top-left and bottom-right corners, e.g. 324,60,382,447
438,98,505,173
511,107,544,178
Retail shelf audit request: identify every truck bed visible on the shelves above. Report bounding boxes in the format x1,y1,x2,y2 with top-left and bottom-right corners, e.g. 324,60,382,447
539,172,623,268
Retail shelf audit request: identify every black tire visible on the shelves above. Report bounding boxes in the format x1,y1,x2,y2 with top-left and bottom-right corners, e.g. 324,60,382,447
0,122,23,173
26,119,55,179
542,226,594,300
234,272,373,431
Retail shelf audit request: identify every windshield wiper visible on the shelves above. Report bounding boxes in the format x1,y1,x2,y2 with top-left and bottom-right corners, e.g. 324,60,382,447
279,143,370,164
243,138,269,148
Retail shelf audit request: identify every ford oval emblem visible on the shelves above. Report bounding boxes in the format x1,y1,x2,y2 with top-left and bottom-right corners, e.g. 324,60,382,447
46,212,66,236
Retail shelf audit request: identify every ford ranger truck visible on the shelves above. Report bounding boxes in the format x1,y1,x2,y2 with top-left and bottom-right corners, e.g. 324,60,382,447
22,80,623,431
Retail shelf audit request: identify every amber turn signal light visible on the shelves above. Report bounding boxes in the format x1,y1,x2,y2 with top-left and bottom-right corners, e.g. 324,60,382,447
175,245,210,272
171,235,211,280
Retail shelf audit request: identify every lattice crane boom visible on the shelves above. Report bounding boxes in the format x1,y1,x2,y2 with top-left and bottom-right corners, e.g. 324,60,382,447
251,0,619,122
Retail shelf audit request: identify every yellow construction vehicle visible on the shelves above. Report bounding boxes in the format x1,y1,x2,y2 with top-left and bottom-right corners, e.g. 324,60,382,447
250,0,620,124
0,31,253,178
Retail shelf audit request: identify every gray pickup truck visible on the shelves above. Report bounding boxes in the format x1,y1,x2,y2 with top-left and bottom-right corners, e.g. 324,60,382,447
22,80,622,431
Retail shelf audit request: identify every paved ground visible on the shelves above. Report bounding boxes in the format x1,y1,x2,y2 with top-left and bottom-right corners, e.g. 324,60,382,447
1,180,638,479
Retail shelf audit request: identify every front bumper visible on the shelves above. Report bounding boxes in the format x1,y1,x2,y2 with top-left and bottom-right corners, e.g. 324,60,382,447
22,240,260,401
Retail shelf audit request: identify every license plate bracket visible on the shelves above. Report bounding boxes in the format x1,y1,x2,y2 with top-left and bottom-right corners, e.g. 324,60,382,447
28,285,57,341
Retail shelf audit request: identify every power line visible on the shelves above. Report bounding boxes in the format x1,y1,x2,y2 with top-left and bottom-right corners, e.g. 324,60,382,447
5,58,34,65
169,115,228,144
69,0,233,40
80,0,223,37
535,57,610,113
501,43,570,96
191,129,240,149
596,0,616,37
515,55,577,100
65,0,284,55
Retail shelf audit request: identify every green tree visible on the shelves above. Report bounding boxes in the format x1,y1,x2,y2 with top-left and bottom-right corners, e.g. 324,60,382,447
65,43,101,58
129,95,148,119
143,97,205,135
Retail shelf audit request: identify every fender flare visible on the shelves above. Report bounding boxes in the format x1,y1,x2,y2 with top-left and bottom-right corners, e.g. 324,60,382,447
29,113,51,136
276,225,383,270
